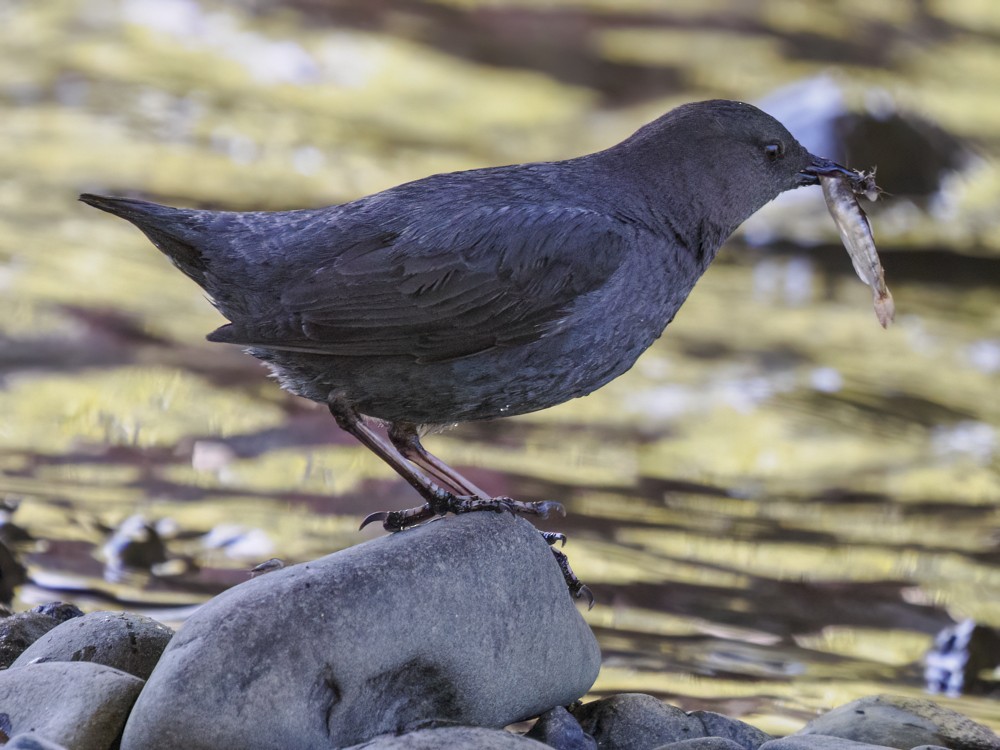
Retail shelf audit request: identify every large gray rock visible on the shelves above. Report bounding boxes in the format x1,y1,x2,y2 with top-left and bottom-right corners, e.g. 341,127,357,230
0,661,143,749
793,695,1000,750
348,726,552,748
122,513,600,750
12,610,173,680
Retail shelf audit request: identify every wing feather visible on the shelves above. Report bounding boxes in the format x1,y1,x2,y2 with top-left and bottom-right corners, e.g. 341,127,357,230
210,203,629,363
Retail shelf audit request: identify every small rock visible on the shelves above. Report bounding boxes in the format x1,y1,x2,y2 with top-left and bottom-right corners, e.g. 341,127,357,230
0,661,143,749
3,734,71,750
572,694,705,749
29,603,83,623
760,736,898,750
689,711,772,750
348,726,552,748
526,706,597,749
794,695,1000,750
12,610,173,680
654,739,747,750
121,513,600,749
0,606,81,668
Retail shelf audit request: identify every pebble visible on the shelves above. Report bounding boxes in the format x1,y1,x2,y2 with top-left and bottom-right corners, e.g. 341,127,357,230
0,661,143,749
0,604,83,668
12,610,174,680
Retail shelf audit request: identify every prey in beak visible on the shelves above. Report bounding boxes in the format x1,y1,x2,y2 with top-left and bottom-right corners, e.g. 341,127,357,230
799,154,894,327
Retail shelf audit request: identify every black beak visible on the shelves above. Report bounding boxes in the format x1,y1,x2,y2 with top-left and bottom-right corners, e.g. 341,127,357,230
796,155,858,186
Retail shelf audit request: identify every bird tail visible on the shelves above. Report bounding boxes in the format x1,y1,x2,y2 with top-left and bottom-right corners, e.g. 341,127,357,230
79,194,211,288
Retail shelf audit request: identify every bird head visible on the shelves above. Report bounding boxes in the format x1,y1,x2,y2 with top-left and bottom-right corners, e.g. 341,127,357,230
617,100,854,236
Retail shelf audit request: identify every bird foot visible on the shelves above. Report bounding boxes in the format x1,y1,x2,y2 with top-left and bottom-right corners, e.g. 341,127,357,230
360,496,591,606
360,493,565,532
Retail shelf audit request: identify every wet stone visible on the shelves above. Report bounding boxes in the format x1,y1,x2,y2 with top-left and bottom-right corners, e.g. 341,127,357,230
572,694,705,750
0,605,83,669
12,610,174,681
29,603,84,624
347,726,552,748
654,739,748,750
121,513,600,750
793,695,1000,750
760,736,899,750
0,661,143,749
525,706,597,750
688,711,773,750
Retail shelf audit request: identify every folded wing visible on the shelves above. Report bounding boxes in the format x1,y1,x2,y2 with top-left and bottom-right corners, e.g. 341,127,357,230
209,203,630,363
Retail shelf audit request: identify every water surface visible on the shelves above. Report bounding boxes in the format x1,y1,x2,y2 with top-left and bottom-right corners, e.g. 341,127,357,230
1,0,998,733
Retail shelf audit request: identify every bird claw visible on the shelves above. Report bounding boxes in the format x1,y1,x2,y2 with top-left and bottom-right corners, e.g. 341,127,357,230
359,511,390,531
359,510,417,532
533,500,566,519
540,531,567,547
574,584,596,610
360,495,567,535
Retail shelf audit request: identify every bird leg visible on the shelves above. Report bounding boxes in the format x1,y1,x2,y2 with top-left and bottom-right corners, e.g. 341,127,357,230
328,401,564,531
387,422,491,499
329,402,590,603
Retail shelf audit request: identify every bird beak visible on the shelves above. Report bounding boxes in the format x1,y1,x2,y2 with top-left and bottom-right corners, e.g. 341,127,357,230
796,155,858,187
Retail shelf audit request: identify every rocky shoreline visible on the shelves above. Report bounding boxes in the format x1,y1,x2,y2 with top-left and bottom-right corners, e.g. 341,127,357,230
0,513,996,750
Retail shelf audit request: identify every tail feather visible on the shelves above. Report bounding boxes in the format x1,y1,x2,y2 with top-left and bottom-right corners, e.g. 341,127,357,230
79,193,209,287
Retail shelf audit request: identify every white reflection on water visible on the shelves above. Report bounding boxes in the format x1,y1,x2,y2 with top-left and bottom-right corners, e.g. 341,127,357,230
965,339,1000,375
931,421,997,463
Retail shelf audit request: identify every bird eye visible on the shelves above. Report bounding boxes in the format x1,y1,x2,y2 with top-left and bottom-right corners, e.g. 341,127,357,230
764,142,785,161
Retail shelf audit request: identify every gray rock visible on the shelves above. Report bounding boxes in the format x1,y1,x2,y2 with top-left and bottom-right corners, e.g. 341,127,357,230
688,711,772,750
793,695,1000,750
348,726,552,748
29,603,83,623
761,737,899,750
654,740,747,750
909,746,952,750
572,694,705,749
3,734,71,750
122,513,601,750
0,661,143,749
526,706,597,749
12,610,173,680
0,607,80,668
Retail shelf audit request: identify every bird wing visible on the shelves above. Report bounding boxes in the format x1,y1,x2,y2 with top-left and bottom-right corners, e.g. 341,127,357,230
209,203,630,363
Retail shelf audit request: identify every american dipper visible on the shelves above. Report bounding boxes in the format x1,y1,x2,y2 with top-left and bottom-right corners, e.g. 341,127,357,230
80,99,857,541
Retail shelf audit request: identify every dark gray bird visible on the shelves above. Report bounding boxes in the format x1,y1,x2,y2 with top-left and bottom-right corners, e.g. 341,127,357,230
80,99,854,537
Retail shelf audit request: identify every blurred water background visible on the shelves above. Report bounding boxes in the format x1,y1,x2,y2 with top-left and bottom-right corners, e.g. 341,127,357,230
1,0,999,734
